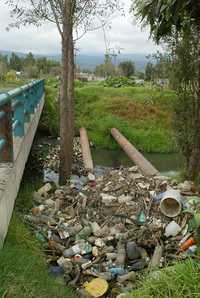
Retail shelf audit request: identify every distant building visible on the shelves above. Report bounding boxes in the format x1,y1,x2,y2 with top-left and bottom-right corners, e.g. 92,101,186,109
135,79,145,86
16,71,22,78
76,72,105,82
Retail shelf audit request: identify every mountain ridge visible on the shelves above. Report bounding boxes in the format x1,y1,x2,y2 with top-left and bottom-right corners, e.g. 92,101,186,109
0,50,149,71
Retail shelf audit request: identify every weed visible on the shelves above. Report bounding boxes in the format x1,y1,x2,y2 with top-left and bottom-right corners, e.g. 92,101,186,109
128,260,200,298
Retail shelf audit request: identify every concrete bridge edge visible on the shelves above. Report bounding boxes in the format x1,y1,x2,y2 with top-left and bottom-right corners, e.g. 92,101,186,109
0,96,44,248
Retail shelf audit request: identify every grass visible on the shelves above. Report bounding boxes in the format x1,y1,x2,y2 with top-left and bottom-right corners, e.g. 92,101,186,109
0,79,27,91
75,83,177,152
39,78,59,136
128,260,200,298
0,176,78,298
42,77,177,153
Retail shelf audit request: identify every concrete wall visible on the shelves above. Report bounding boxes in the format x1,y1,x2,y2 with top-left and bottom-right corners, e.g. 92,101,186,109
0,97,44,248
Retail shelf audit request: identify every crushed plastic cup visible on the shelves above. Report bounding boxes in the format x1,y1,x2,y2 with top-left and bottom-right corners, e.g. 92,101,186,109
165,221,182,237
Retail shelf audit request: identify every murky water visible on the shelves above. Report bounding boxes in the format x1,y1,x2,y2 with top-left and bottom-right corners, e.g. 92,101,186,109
92,149,183,176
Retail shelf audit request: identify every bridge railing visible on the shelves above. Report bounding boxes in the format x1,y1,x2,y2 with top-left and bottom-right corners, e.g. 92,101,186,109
0,79,45,162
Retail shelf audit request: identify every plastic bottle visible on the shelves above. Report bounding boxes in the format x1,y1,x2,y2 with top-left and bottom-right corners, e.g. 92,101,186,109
76,226,92,240
128,259,146,271
57,257,73,274
25,215,57,225
115,242,126,268
59,224,83,239
106,253,117,260
117,271,136,283
63,241,92,257
137,211,146,225
126,242,141,260
187,245,197,255
49,240,65,253
180,237,197,252
109,267,125,277
32,205,45,215
63,244,82,257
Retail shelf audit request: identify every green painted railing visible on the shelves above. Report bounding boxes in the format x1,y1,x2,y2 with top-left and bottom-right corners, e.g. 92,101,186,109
0,80,44,162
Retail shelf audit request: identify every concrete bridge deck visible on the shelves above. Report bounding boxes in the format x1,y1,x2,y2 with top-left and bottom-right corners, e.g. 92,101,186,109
0,80,45,247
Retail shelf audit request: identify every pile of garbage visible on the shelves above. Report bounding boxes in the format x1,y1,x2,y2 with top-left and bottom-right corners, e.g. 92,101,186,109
25,141,200,297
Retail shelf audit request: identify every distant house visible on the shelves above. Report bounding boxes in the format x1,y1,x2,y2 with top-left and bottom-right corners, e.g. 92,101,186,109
135,79,145,86
16,71,22,78
77,72,94,82
76,72,105,82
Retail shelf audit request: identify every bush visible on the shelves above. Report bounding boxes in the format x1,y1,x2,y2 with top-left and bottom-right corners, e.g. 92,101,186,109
75,80,85,88
129,260,200,298
39,78,59,135
103,76,135,88
5,70,17,82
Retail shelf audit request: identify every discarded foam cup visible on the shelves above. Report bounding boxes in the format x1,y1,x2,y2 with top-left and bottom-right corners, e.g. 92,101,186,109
165,220,182,237
160,190,182,218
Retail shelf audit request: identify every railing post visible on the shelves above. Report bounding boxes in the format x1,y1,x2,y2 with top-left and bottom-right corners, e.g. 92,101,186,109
24,92,30,123
30,88,35,114
0,101,13,162
13,94,25,137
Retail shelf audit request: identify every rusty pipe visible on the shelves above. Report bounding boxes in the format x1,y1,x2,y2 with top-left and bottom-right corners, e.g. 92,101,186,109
111,128,159,176
80,127,94,171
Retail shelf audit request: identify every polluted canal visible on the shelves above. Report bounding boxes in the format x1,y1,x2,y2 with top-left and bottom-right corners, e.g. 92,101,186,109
26,136,200,297
91,149,182,177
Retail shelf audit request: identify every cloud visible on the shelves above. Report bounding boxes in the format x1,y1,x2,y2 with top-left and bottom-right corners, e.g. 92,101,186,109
0,0,160,55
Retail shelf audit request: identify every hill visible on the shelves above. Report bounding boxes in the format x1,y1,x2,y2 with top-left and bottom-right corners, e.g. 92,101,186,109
0,50,149,71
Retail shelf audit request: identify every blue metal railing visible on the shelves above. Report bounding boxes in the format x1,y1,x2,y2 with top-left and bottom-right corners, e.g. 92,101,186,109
0,79,44,162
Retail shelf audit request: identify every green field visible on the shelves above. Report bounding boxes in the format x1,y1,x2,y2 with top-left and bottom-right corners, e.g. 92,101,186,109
42,78,177,153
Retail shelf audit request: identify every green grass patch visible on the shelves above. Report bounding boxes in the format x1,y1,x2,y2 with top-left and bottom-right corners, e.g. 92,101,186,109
39,78,177,153
129,260,200,298
75,84,177,152
0,178,78,298
39,77,59,136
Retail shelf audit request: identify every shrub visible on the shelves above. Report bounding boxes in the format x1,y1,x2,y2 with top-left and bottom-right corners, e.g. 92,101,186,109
103,76,135,88
5,70,17,82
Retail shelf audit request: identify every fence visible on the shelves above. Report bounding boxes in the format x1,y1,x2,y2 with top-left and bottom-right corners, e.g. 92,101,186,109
0,80,44,162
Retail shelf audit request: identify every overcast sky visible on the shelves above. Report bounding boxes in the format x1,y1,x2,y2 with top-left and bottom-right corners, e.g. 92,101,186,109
0,0,160,55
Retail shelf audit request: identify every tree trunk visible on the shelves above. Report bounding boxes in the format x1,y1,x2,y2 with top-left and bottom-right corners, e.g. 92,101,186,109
187,146,200,180
187,99,200,181
59,1,74,185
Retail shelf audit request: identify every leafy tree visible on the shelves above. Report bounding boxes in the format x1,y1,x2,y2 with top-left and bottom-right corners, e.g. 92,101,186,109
95,54,117,78
134,0,200,180
0,54,8,80
7,0,121,184
9,52,22,71
24,65,39,79
5,70,16,81
137,71,145,80
133,0,200,42
119,60,135,77
170,29,200,179
24,52,35,67
145,62,153,81
0,61,7,81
